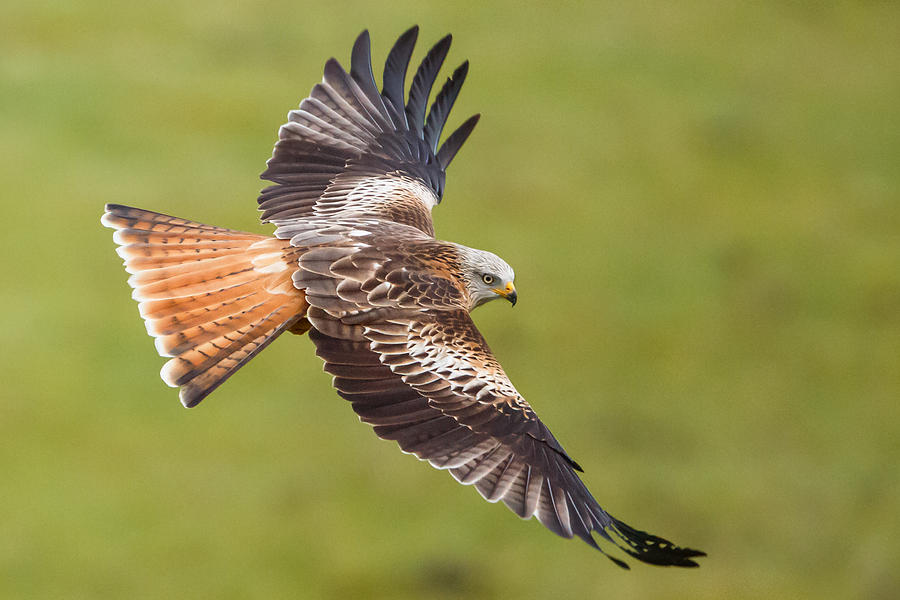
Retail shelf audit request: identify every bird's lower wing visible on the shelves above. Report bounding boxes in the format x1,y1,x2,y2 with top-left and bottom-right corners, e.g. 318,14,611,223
307,307,704,568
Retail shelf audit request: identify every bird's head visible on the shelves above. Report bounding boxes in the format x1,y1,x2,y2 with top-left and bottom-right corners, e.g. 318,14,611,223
459,247,517,309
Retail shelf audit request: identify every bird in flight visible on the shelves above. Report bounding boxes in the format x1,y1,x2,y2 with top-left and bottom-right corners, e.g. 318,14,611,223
102,26,705,569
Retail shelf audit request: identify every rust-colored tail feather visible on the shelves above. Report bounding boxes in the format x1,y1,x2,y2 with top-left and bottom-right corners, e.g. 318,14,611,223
102,204,308,407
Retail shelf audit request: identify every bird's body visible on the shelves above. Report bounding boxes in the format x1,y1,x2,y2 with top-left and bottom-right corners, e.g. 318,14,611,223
103,27,704,569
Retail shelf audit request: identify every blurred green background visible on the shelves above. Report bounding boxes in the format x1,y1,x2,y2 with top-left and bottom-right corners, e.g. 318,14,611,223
2,1,898,598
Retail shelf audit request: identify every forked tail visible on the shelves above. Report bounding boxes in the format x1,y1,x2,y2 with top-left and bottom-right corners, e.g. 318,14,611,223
102,204,308,407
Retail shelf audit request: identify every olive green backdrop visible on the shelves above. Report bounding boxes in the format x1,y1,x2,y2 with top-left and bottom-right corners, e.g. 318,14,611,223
2,1,898,598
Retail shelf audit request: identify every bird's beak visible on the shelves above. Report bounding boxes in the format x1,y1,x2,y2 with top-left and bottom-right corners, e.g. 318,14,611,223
493,282,517,306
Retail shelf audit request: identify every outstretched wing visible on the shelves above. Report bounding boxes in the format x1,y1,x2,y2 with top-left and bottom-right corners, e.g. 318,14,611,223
309,308,704,567
305,304,705,568
259,27,479,237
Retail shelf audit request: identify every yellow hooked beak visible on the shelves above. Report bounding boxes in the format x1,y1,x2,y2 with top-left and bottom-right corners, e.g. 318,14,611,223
492,282,517,306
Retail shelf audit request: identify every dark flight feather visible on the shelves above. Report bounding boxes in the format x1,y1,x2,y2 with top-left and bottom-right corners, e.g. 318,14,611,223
406,34,452,140
381,25,419,129
424,61,469,152
259,28,478,231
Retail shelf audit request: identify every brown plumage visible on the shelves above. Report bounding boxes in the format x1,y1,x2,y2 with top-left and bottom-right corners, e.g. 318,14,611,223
102,205,308,407
102,27,705,568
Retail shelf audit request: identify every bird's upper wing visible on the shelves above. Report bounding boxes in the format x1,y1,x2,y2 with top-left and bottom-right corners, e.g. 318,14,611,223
293,236,704,567
259,27,479,237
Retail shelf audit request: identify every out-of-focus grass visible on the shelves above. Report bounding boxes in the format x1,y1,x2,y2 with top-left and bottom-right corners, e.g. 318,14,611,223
2,1,898,598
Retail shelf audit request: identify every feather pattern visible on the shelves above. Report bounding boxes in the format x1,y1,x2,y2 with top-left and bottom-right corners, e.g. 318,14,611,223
102,204,308,407
259,28,479,233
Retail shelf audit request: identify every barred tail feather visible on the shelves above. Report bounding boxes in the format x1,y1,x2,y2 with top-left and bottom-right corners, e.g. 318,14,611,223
102,204,308,407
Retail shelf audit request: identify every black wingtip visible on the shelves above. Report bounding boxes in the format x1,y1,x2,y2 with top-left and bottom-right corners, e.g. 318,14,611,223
608,517,707,568
406,33,453,138
348,28,395,126
351,29,372,74
424,60,470,152
436,113,480,169
354,29,370,45
323,57,346,79
382,26,420,129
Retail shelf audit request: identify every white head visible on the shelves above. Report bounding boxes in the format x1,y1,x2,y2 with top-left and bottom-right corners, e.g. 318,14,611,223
458,246,517,309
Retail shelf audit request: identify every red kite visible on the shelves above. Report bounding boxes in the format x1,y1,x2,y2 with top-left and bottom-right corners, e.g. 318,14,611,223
103,27,705,569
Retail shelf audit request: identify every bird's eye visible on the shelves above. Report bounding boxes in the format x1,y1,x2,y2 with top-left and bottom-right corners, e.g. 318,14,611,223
482,274,494,285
